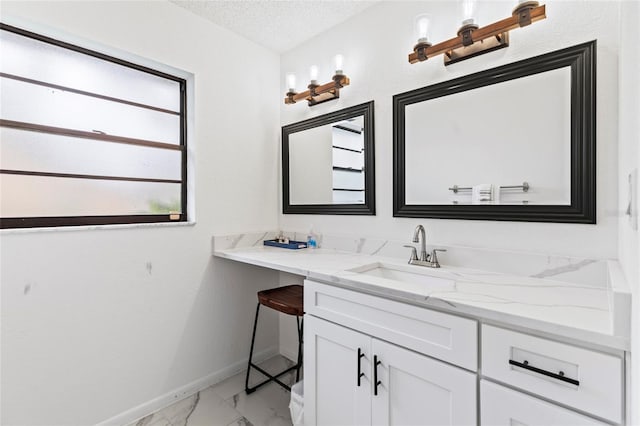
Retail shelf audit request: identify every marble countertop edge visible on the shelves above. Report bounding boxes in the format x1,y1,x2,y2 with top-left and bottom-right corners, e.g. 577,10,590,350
307,273,628,352
213,245,629,352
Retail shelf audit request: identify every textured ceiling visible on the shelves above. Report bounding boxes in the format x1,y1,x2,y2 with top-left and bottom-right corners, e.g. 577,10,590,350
169,0,379,53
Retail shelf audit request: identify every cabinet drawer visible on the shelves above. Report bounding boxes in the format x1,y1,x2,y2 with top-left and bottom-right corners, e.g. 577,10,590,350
304,279,477,371
481,325,622,423
481,380,607,425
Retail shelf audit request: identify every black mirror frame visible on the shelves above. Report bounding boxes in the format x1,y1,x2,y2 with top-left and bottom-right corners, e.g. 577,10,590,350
393,41,596,223
282,101,376,215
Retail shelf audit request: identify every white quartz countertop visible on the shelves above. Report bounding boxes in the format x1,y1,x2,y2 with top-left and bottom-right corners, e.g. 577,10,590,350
214,245,628,351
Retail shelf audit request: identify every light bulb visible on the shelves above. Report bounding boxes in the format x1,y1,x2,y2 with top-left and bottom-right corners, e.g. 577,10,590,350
461,0,476,25
334,54,344,75
309,65,319,84
415,14,431,44
286,73,296,92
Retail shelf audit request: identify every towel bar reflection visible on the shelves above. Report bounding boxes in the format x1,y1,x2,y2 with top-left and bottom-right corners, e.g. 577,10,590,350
449,182,530,194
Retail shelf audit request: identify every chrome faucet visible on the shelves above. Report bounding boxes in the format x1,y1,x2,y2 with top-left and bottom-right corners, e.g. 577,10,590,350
403,225,447,268
412,224,428,261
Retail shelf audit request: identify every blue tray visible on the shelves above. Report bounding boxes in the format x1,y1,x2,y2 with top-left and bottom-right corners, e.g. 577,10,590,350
264,239,308,249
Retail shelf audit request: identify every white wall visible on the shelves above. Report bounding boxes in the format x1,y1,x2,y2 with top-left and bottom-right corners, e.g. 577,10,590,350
289,125,333,204
404,67,571,205
617,0,640,285
0,1,280,424
618,1,640,424
280,0,619,259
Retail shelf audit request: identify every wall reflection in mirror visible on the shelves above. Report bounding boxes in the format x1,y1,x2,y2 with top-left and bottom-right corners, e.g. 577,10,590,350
289,116,365,204
404,67,571,206
282,101,375,215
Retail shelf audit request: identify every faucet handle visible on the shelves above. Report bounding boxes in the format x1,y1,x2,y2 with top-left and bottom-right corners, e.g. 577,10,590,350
403,245,418,262
430,248,447,267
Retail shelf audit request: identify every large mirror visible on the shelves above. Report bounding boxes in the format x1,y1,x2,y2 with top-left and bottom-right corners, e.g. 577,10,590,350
283,101,375,215
393,41,595,223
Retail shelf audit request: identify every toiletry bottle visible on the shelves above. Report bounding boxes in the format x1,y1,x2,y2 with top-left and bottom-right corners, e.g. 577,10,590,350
307,226,317,249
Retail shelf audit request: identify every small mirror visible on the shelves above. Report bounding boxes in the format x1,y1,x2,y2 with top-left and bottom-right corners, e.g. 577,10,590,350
393,42,595,223
283,101,375,215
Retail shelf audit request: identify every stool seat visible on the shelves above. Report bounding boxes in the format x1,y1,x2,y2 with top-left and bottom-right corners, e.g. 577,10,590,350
257,285,303,316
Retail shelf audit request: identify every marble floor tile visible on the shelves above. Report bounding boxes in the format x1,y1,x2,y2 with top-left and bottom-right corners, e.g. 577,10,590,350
224,381,292,426
248,356,299,388
212,356,298,401
225,416,254,426
210,371,248,402
187,387,243,426
132,393,198,426
130,356,298,426
131,388,242,426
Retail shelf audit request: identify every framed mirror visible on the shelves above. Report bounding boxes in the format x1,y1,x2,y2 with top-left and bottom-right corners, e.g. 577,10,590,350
393,41,596,223
282,101,375,215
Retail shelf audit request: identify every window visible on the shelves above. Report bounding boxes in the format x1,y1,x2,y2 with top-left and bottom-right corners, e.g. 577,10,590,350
0,24,187,229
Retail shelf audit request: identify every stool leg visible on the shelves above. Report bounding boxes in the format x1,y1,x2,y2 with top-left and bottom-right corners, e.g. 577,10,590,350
245,302,261,394
295,316,303,382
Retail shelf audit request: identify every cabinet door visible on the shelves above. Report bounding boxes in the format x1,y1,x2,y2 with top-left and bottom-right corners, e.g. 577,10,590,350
481,380,607,425
304,315,372,426
371,338,476,426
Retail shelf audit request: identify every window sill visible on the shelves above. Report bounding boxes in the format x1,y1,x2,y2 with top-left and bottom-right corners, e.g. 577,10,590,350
0,220,196,235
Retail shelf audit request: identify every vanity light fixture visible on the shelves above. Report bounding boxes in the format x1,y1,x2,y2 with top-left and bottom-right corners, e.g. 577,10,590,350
409,0,546,66
284,55,350,106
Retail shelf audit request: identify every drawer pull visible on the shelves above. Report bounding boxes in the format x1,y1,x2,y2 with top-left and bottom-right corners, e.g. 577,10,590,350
509,359,580,386
357,348,365,386
374,355,382,396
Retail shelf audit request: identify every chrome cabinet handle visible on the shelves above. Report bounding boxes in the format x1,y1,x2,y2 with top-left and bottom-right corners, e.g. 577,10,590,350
509,359,579,386
357,348,365,386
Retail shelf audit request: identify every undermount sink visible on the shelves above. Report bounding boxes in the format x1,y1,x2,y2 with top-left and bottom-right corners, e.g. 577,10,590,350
347,263,455,291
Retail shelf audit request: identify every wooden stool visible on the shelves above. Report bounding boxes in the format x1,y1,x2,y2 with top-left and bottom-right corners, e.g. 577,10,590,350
245,285,304,394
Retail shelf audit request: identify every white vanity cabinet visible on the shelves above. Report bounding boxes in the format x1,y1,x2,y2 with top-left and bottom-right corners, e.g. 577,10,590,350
303,279,627,425
214,241,629,425
305,315,477,426
304,280,477,426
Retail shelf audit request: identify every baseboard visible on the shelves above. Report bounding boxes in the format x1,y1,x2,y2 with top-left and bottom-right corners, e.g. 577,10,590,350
96,345,279,426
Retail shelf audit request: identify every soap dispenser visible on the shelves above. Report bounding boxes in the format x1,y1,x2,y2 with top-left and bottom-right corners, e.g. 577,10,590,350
307,226,318,249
